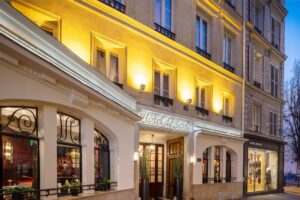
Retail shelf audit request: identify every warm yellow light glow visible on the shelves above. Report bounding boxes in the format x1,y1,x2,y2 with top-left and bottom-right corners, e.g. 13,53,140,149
214,101,222,114
182,90,192,104
135,73,147,89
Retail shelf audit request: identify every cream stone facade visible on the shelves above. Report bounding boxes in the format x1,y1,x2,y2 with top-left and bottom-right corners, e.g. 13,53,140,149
0,0,286,200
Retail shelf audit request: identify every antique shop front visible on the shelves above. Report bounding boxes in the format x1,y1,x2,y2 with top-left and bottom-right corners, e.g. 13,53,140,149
244,134,285,196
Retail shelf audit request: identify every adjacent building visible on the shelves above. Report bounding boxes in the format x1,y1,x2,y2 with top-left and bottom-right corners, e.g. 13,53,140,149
0,0,286,199
243,0,287,196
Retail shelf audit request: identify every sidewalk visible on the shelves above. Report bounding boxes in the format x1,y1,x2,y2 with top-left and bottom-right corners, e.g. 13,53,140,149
284,185,300,195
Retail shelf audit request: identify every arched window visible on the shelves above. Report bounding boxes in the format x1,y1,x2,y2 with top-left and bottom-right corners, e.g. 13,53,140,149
0,107,39,189
214,147,221,183
56,113,81,186
226,152,232,182
94,129,110,183
202,148,208,184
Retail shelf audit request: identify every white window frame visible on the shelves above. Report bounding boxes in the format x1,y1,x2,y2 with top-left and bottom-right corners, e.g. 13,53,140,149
269,112,277,136
223,33,233,65
253,51,263,84
196,15,209,52
196,86,207,109
96,49,120,83
253,105,261,131
154,0,173,31
223,97,230,116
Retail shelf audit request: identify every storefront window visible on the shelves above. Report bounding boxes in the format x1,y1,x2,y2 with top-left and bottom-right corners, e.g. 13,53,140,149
56,113,81,186
94,129,110,183
0,107,39,189
214,147,221,183
247,148,278,193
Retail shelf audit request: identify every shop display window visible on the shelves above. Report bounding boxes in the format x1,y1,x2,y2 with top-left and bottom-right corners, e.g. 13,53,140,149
94,129,110,183
247,148,278,193
202,149,208,184
56,113,81,186
0,107,39,189
214,147,221,183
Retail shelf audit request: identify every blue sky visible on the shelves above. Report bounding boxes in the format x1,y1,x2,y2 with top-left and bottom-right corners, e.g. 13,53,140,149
285,0,300,81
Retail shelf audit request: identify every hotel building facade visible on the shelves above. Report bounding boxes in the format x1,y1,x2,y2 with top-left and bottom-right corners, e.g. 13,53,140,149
0,0,286,199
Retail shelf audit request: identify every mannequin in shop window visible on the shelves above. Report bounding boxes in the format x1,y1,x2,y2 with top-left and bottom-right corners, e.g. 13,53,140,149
266,168,272,190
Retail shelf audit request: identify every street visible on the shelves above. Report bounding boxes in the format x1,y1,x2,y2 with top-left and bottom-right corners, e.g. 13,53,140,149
243,193,300,200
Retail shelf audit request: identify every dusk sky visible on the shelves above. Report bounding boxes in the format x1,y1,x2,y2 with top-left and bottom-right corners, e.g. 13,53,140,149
285,0,300,81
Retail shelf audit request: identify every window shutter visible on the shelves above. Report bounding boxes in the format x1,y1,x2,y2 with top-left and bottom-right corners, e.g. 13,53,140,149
154,71,160,95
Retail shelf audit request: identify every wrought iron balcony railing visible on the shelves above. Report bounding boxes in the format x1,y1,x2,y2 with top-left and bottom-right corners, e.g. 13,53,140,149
113,81,123,89
223,62,235,73
99,0,126,13
253,81,261,89
195,106,209,116
222,115,233,123
154,23,176,40
196,47,212,60
154,94,173,107
254,26,262,35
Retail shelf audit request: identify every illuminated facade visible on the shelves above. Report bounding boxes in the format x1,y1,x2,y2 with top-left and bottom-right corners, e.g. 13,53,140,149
243,0,286,196
0,0,285,199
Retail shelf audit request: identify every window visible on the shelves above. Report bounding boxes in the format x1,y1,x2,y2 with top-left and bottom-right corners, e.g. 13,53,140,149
223,34,232,65
154,71,169,98
96,50,120,84
254,51,263,85
271,17,280,48
57,113,81,186
196,16,208,52
226,152,232,182
155,0,172,31
270,65,279,97
94,129,110,184
254,3,264,33
223,97,230,116
253,105,261,132
196,87,206,108
202,149,208,184
269,112,277,136
214,147,221,183
0,107,39,189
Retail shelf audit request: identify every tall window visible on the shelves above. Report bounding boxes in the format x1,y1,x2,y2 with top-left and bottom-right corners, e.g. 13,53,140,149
94,129,110,183
223,97,230,116
154,0,172,31
196,16,208,52
196,87,206,108
0,107,39,189
253,105,261,132
254,4,264,32
223,34,232,65
214,147,221,183
57,113,81,186
269,112,277,136
96,50,120,83
271,17,280,48
254,51,263,85
202,149,208,184
270,65,279,97
154,71,169,98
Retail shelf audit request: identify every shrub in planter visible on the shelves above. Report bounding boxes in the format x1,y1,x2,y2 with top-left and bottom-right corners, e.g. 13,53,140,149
3,186,34,200
98,178,112,191
173,157,183,200
70,182,80,196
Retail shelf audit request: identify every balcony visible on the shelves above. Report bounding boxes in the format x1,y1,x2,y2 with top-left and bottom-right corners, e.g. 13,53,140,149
113,81,123,89
196,47,212,60
253,81,261,89
154,23,176,40
225,0,236,10
99,0,126,13
271,41,279,49
195,106,209,116
253,125,261,132
154,94,173,107
222,115,233,123
223,63,235,73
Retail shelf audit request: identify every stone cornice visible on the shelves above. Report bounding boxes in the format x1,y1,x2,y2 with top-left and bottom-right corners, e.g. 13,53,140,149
0,1,138,116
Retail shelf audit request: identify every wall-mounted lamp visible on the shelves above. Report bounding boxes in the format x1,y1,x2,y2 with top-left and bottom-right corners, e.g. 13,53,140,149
150,134,155,150
133,152,139,161
4,141,13,163
140,83,146,92
183,98,192,111
190,154,196,164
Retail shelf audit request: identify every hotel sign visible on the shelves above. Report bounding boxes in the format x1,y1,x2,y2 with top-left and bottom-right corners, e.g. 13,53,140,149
139,109,191,133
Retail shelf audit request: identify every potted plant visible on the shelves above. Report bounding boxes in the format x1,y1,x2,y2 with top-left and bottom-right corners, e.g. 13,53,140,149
3,186,34,200
97,178,112,191
173,156,183,200
70,181,80,196
60,183,69,195
140,150,150,200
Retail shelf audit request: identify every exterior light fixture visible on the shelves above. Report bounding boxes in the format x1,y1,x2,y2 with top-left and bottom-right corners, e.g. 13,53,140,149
4,141,13,163
133,152,139,161
184,98,192,111
190,154,196,164
140,83,146,91
150,134,155,150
